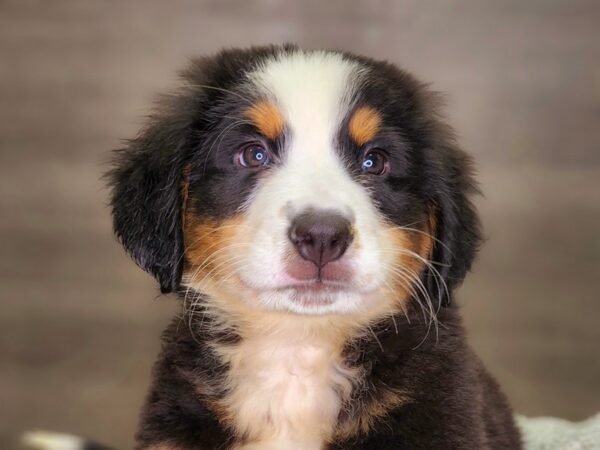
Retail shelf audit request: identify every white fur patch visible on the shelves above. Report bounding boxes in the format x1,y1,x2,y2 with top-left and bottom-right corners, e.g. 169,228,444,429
228,50,394,316
218,321,356,449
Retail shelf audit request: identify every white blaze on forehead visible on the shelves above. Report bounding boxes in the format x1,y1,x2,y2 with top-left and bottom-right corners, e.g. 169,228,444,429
249,50,361,158
247,50,369,215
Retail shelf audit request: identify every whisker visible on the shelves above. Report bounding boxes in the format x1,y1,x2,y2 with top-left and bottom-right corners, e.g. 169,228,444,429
202,119,252,175
390,310,399,334
380,269,419,325
384,264,439,346
367,324,384,352
379,247,450,268
387,266,433,326
389,225,454,257
396,248,450,308
380,246,450,307
183,83,255,105
175,221,253,269
181,240,252,336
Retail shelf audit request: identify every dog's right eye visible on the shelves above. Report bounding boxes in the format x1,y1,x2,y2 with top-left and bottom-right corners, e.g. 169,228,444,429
236,144,271,168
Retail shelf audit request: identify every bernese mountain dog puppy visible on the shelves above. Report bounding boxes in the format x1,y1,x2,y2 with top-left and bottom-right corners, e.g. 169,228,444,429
40,45,523,450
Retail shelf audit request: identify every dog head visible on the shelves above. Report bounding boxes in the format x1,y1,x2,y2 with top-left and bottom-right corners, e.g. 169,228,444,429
109,45,480,318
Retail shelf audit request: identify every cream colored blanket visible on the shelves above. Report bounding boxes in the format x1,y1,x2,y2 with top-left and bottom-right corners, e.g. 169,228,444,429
518,414,600,449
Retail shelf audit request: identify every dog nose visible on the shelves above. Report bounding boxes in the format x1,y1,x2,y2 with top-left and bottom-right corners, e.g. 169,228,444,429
288,210,353,267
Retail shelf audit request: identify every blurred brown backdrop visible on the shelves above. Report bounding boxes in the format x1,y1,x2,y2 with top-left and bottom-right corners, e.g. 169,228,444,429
1,0,599,448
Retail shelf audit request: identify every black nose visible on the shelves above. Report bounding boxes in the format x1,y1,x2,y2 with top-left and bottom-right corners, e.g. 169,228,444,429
288,210,353,267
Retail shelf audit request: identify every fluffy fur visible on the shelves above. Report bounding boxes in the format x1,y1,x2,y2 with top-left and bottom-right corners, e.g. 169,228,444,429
105,45,521,449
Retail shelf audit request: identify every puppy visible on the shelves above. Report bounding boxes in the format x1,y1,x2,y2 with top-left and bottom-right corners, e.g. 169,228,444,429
107,45,520,450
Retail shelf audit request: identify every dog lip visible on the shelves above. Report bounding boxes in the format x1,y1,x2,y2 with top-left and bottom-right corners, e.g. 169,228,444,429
279,281,348,307
277,281,350,292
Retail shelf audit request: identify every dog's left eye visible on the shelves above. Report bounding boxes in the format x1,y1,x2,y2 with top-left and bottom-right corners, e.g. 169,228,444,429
237,144,271,168
361,149,389,175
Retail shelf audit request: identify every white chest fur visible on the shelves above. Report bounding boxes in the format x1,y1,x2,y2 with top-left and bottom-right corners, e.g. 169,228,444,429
220,329,355,450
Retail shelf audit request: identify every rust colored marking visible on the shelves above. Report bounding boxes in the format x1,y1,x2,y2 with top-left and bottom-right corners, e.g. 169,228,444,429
183,211,244,276
348,106,382,146
244,101,285,140
381,213,435,307
335,385,407,440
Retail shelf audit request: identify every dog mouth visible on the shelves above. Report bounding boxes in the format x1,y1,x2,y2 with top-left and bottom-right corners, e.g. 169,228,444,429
275,281,352,306
278,281,348,293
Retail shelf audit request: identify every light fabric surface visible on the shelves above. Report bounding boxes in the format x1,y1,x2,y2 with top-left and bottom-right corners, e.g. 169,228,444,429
518,414,600,450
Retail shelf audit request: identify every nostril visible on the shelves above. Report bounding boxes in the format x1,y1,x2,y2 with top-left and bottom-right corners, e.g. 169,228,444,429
288,209,353,268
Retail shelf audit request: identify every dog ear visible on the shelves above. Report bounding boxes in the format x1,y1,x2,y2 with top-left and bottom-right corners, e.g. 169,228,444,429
108,106,193,294
107,46,291,294
425,142,482,308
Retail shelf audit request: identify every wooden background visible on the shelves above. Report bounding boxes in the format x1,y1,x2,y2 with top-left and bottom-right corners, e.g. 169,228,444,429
1,1,599,448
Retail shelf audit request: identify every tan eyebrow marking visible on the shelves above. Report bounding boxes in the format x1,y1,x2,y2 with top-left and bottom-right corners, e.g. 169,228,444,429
348,106,382,145
244,101,285,140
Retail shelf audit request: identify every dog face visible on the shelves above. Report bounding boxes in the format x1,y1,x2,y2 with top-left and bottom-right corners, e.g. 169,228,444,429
110,45,480,319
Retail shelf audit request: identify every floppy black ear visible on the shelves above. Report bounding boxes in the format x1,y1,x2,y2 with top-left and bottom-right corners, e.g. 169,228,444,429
107,46,293,294
108,109,193,294
425,142,482,307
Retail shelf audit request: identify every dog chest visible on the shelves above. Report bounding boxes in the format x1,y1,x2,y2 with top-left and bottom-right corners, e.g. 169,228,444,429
220,333,355,449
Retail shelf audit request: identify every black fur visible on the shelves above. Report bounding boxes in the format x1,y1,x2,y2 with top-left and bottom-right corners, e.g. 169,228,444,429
339,54,481,307
330,305,519,449
109,44,292,293
136,317,236,449
110,121,187,293
134,306,520,449
108,45,521,449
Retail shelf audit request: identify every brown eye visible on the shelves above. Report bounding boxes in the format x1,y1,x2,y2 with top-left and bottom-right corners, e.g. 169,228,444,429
361,150,389,175
237,144,271,168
